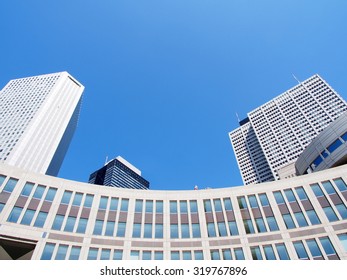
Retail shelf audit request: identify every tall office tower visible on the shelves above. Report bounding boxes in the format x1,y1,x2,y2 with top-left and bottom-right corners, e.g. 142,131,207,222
229,74,347,185
89,156,150,190
0,72,84,176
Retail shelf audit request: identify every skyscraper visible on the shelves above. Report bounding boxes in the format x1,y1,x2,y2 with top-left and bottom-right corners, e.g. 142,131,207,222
0,72,84,176
229,74,347,185
89,156,150,190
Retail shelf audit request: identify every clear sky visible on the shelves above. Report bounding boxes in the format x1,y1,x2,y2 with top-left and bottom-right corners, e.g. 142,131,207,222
1,1,347,190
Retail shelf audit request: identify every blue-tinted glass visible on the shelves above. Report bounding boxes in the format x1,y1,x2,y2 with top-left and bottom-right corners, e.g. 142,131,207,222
180,201,188,213
204,200,212,212
213,199,222,212
273,191,285,204
61,191,72,204
264,245,276,260
72,193,83,206
341,132,347,141
156,201,163,213
40,243,55,260
327,138,343,153
294,241,308,259
132,223,141,238
194,251,204,260
76,218,88,234
266,216,279,231
319,237,336,255
0,175,6,187
3,178,18,193
217,222,227,236
7,206,23,223
336,204,347,219
323,206,339,222
93,220,104,235
0,203,4,213
248,195,259,208
307,239,322,257
105,221,115,236
99,196,108,210
143,251,152,260
113,250,123,260
155,224,163,238
259,193,269,206
222,249,232,260
321,150,329,158
192,223,201,238
228,221,239,235
251,247,262,260
223,198,233,211
311,184,324,197
276,244,290,260
171,251,179,260
145,200,153,213
120,199,129,211
255,218,267,232
190,200,198,213
211,250,220,260
52,215,64,230
181,223,190,238
244,219,255,234
64,216,76,232
84,194,94,208
69,246,81,260
284,189,296,202
100,249,111,260
295,187,308,200
170,201,177,214
306,209,321,225
116,222,126,237
183,251,192,260
109,197,118,210
283,214,296,229
130,251,140,260
135,200,143,212
333,178,347,192
21,182,34,196
55,245,68,260
88,248,98,260
33,185,45,199
294,212,308,227
154,251,164,260
207,223,216,237
311,155,323,169
45,188,57,202
338,234,347,252
238,197,248,209
170,224,178,238
21,209,35,225
144,223,152,238
322,181,336,195
234,248,245,260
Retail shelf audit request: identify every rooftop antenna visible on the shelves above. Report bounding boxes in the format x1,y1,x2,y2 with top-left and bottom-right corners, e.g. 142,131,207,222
236,112,240,123
292,73,301,84
104,155,108,165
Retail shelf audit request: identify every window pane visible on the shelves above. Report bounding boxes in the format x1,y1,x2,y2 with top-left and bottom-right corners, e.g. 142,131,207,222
282,214,296,229
154,251,163,260
222,249,232,260
181,223,190,238
192,223,201,238
93,220,104,235
223,198,233,211
311,184,324,197
323,206,339,222
284,189,296,202
33,185,45,199
238,197,248,209
61,191,72,204
306,209,321,225
293,241,308,259
255,218,267,232
155,224,163,238
207,223,216,237
322,181,336,195
99,196,108,210
120,199,129,211
319,237,337,256
336,204,347,219
21,209,35,225
217,222,227,236
21,182,34,196
228,221,239,235
276,244,290,260
7,206,23,223
0,203,4,213
0,175,6,187
144,223,152,238
243,219,255,234
76,218,88,234
113,250,123,260
327,138,343,153
259,193,269,206
204,200,212,212
40,243,55,260
295,187,308,200
251,247,262,260
55,245,68,260
132,223,141,238
52,214,64,230
266,216,279,231
306,239,322,258
72,193,83,206
116,222,126,237
210,250,220,260
100,249,111,260
145,200,153,213
180,201,188,213
294,212,308,227
170,224,178,238
84,194,94,208
130,251,140,260
190,200,198,213
264,245,276,260
69,246,81,260
234,248,245,260
171,251,179,260
143,251,151,260
64,216,76,232
213,199,222,212
105,221,115,236
3,178,18,193
194,251,204,260
170,201,177,214
333,178,347,192
156,201,164,214
273,191,285,204
182,251,192,260
45,188,57,202
338,234,347,252
248,195,259,208
109,197,118,211
88,248,98,260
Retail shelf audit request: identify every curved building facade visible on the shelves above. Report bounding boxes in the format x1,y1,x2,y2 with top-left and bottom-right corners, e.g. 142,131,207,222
0,162,347,260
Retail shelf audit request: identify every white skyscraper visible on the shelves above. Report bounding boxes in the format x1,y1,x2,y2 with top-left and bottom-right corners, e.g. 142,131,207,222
0,71,84,176
229,74,347,185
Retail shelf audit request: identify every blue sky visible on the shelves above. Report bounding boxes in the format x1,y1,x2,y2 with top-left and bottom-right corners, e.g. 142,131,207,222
1,1,347,190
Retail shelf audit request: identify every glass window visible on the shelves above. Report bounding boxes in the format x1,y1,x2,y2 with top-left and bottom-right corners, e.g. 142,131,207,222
40,243,55,260
7,206,23,223
248,195,259,208
69,246,81,260
113,250,123,260
143,251,152,260
0,175,6,187
243,219,255,234
132,223,141,238
306,239,322,258
322,181,336,195
311,183,324,197
130,251,140,260
21,209,35,225
210,250,220,260
323,206,339,222
154,251,164,260
222,249,232,260
213,199,222,212
319,237,337,256
259,193,269,206
255,218,267,232
183,251,192,260
170,201,177,214
207,223,216,237
181,223,190,238
44,188,57,202
190,200,198,213
171,251,179,260
311,155,323,169
295,187,308,200
284,189,296,202
294,212,308,227
251,246,263,260
88,248,98,260
55,244,68,260
20,182,34,196
156,201,163,214
170,224,178,238
72,193,83,206
135,200,143,213
99,196,108,210
282,214,296,229
144,223,152,238
228,221,239,235
237,196,248,209
327,138,343,153
336,204,347,219
76,218,88,234
192,223,201,238
341,132,347,141
194,250,204,260
61,191,72,204
273,191,285,204
217,222,227,237
3,178,18,193
116,222,126,237
306,209,321,225
276,244,290,260
105,221,115,236
84,194,94,208
0,203,4,213
155,224,163,238
333,178,347,192
120,199,129,211
64,216,76,232
263,245,276,260
266,216,279,231
93,220,104,235
204,200,212,212
223,198,233,211
234,248,245,260
145,200,153,213
293,241,309,259
33,185,45,199
100,249,111,260
109,197,118,211
52,214,64,230
338,234,347,252
180,201,188,213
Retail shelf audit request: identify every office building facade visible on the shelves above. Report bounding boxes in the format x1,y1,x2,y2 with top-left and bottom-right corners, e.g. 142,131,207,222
0,72,84,176
229,74,347,185
89,156,150,190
